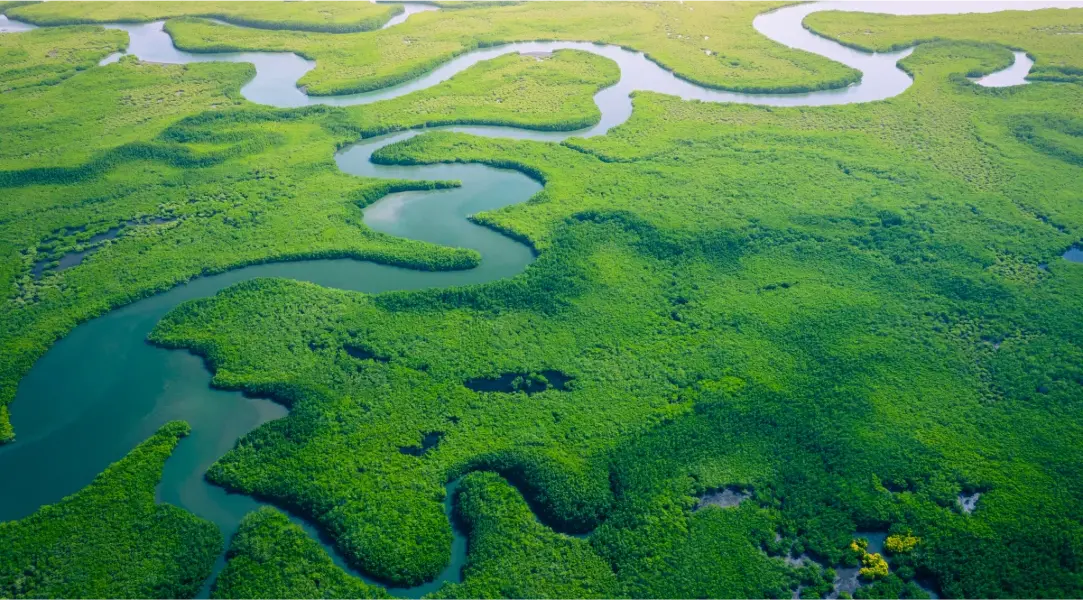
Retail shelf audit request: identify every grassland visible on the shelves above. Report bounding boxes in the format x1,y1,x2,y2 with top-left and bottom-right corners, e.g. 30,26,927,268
804,7,1083,84
0,421,221,598
6,2,402,33
161,2,859,96
346,49,619,136
0,2,35,14
150,40,1083,597
0,24,125,91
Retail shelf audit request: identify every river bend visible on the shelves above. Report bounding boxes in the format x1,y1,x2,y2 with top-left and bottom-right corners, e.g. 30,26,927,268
1,1,1080,596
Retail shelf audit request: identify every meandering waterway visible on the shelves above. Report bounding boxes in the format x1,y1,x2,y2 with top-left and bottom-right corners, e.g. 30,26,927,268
1,1,1081,596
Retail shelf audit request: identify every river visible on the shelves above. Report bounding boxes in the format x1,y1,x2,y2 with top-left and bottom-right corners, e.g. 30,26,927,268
1,1,1079,596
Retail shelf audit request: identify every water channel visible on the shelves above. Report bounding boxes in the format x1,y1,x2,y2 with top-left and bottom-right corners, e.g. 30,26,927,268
1,1,1081,596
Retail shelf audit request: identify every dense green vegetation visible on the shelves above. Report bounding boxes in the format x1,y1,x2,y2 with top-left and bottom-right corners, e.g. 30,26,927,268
162,2,859,96
433,471,618,599
151,39,1083,598
0,43,615,443
345,49,618,136
804,7,1083,84
0,24,125,91
7,2,402,33
4,3,1083,599
0,53,247,171
212,507,390,599
0,421,221,598
0,2,35,14
210,473,621,599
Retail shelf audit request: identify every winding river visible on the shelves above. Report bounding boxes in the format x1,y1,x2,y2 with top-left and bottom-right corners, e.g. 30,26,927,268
1,1,1081,596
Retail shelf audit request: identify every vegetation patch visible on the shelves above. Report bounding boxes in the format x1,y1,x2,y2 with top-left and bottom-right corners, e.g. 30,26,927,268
1010,114,1083,166
7,1,402,33
341,50,620,137
804,7,1083,83
0,24,126,91
211,472,619,599
0,421,221,599
211,507,390,599
30,217,175,279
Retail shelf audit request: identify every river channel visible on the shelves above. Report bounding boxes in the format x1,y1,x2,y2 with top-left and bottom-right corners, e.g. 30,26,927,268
1,1,1080,596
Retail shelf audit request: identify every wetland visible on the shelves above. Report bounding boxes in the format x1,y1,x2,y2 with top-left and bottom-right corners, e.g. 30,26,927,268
2,1,1083,598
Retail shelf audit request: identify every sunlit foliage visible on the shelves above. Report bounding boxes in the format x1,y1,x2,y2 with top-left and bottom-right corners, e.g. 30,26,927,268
858,551,889,581
3,3,1083,599
344,49,619,136
212,507,390,599
0,25,124,91
7,1,401,33
153,39,1083,598
162,2,858,96
0,422,221,598
804,7,1083,84
885,533,919,554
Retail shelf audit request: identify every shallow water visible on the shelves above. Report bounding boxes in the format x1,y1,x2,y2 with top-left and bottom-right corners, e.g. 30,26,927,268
381,2,440,29
975,51,1034,87
2,1,1081,596
958,491,982,513
694,487,750,510
0,14,35,33
829,532,886,599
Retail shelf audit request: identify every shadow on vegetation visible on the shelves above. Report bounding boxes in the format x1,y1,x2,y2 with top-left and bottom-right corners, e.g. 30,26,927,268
464,369,572,394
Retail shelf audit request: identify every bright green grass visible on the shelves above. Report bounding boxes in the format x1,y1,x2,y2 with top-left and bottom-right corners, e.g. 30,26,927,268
7,1,402,33
162,2,859,96
346,49,619,136
0,46,617,443
0,55,248,171
0,25,125,92
0,2,35,14
804,7,1083,84
149,41,1083,597
427,2,522,9
0,421,221,598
